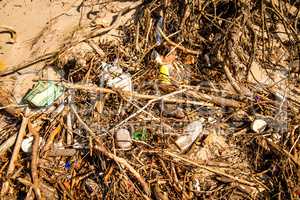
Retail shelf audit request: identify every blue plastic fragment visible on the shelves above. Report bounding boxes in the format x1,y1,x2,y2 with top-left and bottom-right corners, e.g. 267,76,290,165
65,160,71,170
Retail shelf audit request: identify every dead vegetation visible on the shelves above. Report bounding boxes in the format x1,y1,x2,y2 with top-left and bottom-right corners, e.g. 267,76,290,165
0,0,299,199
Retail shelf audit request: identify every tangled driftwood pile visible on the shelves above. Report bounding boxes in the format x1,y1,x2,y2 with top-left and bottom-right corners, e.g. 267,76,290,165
0,0,299,199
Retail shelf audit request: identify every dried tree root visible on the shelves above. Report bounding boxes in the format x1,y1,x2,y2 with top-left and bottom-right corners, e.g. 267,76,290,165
70,105,151,196
186,90,243,107
28,121,42,200
74,5,140,45
1,108,30,196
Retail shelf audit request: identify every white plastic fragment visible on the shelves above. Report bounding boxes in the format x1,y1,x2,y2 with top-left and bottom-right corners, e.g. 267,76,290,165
251,119,267,133
21,136,44,153
100,62,133,92
115,129,132,149
275,92,286,102
107,73,132,92
175,120,203,153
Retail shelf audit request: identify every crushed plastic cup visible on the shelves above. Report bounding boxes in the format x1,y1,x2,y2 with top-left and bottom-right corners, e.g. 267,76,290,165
101,62,123,80
107,73,132,92
175,120,203,153
100,62,132,92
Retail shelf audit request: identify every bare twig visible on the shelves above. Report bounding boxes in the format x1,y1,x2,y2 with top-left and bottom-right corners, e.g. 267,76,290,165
86,39,105,57
1,108,30,195
164,150,257,187
157,27,201,55
70,104,151,196
0,52,58,77
113,89,187,129
61,82,212,106
28,121,42,200
0,133,17,155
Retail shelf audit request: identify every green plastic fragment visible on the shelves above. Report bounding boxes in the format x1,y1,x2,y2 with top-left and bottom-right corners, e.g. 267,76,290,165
132,129,148,141
23,81,64,107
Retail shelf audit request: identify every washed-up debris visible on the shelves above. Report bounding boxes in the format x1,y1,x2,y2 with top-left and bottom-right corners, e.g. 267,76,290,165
107,73,132,92
132,129,147,141
175,120,203,153
251,119,267,133
21,136,44,153
115,128,132,149
159,64,172,85
23,81,64,107
155,15,163,45
64,160,71,170
0,0,299,199
101,62,132,92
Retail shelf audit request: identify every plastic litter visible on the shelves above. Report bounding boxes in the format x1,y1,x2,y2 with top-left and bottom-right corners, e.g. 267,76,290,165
175,120,203,153
115,129,132,149
155,15,163,45
65,160,71,170
23,81,64,107
107,73,132,92
159,64,172,85
21,136,44,153
100,62,132,92
152,50,172,85
251,119,267,133
132,129,148,141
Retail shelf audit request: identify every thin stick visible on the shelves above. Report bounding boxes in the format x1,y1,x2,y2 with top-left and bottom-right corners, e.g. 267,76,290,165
1,108,30,195
223,63,243,95
61,82,212,106
164,150,257,187
61,82,244,107
186,90,243,107
0,52,58,77
113,89,187,129
265,138,300,167
28,121,42,200
70,105,151,195
0,133,17,155
86,39,105,57
157,27,201,55
17,177,57,199
0,26,17,43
